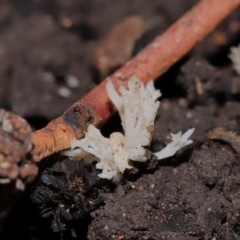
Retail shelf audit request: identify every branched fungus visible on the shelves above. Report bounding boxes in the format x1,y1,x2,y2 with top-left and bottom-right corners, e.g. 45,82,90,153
63,76,194,179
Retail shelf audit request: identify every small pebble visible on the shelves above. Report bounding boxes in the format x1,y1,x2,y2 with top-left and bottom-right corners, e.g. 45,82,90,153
194,119,199,124
66,75,80,88
58,86,71,98
61,18,73,28
178,98,187,108
210,31,227,45
16,179,25,191
150,184,155,189
186,112,192,119
0,178,10,184
42,71,55,83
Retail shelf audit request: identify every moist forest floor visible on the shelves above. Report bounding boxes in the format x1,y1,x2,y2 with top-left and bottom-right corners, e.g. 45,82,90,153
0,0,240,240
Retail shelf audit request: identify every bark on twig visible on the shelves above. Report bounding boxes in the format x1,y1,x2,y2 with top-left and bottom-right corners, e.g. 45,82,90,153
31,0,240,159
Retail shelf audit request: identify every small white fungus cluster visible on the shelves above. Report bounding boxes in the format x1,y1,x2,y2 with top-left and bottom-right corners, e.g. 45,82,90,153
63,76,194,179
229,44,240,75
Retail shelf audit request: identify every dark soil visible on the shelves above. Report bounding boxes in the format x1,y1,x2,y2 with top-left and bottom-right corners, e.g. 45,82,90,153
1,0,240,240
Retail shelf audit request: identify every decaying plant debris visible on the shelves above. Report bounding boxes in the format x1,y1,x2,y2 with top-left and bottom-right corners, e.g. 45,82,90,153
94,15,149,78
0,0,240,240
0,109,38,214
31,158,102,234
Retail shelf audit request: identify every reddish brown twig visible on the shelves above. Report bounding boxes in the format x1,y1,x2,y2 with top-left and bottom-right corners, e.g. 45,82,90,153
31,0,240,159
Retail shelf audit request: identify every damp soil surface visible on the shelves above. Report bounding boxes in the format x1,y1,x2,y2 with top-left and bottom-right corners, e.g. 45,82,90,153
1,0,240,240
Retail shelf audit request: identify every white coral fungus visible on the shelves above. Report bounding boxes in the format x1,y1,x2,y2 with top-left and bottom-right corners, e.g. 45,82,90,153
63,76,194,179
229,44,240,75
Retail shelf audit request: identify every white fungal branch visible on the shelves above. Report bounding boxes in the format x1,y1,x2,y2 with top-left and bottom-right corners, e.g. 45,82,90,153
63,76,195,179
107,76,161,161
154,129,195,160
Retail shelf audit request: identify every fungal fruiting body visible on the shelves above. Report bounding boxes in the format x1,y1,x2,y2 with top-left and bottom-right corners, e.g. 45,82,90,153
63,76,194,179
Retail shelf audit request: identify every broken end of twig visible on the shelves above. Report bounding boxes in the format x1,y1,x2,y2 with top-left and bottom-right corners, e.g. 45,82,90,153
31,102,101,159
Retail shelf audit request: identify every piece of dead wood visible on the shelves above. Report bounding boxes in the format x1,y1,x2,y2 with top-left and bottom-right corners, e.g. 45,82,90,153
195,126,240,156
31,0,240,160
94,15,149,78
